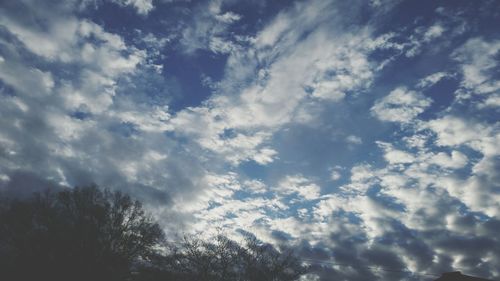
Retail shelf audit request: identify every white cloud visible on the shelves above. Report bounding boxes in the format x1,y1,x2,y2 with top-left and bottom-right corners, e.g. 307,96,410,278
253,147,278,165
346,135,363,145
0,64,55,96
277,175,321,201
429,151,468,169
0,0,203,214
453,38,500,97
112,0,154,15
313,195,344,220
243,179,267,194
343,164,378,193
255,12,290,47
0,16,143,105
479,94,500,108
112,106,172,132
377,142,415,164
0,17,79,61
417,72,451,88
308,34,374,101
371,87,432,123
215,11,242,23
306,30,402,101
330,170,341,181
179,0,242,54
440,173,500,218
425,116,498,157
420,115,500,217
170,2,402,166
423,23,445,41
403,133,430,148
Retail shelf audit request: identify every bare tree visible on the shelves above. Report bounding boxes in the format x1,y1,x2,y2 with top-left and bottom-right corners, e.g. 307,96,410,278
155,233,306,281
0,185,164,281
0,185,307,281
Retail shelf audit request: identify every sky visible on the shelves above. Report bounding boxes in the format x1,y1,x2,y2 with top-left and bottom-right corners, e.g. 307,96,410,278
0,0,499,280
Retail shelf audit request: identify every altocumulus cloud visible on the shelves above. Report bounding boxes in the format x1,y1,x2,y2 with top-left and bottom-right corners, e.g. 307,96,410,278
0,0,499,280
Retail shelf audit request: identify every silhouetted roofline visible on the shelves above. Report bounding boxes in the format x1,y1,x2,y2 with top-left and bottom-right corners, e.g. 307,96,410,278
434,271,495,281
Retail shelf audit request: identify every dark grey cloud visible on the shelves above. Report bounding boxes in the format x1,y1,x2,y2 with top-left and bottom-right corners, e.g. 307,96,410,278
0,170,64,200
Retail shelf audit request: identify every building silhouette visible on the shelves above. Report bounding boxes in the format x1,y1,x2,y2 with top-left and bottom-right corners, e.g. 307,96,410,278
434,271,495,281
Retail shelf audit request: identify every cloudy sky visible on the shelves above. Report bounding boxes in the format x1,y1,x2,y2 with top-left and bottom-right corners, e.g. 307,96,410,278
1,0,499,280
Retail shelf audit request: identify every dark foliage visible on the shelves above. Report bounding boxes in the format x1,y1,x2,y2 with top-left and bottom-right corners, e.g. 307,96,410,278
0,186,163,281
0,185,306,281
134,234,306,281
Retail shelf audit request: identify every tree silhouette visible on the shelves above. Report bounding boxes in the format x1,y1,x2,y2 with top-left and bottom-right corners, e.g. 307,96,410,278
0,185,306,281
0,186,163,281
137,233,306,281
